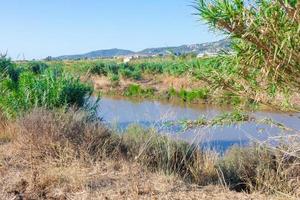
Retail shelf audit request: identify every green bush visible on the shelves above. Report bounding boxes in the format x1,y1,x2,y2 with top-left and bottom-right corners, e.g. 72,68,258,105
26,61,49,74
90,62,107,76
178,89,209,102
119,63,142,80
0,55,13,75
109,73,120,87
124,84,142,96
124,84,155,97
0,67,93,118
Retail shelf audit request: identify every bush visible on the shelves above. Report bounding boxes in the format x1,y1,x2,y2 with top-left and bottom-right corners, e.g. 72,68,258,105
0,55,13,75
122,125,219,183
119,63,142,80
90,62,107,76
124,84,155,97
0,56,21,85
26,61,49,74
0,69,93,118
220,144,300,194
178,89,209,102
12,109,115,163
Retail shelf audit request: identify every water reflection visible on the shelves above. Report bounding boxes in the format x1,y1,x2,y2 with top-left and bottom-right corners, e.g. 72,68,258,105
97,97,300,151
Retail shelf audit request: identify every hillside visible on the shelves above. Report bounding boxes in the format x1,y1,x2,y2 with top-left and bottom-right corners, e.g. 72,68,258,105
52,39,230,60
139,39,230,56
56,49,135,60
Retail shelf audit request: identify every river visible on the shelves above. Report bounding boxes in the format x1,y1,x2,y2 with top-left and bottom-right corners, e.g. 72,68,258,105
96,97,300,151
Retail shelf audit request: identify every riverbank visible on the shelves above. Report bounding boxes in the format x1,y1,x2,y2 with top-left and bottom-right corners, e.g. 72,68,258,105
48,57,300,111
90,74,242,105
0,109,299,199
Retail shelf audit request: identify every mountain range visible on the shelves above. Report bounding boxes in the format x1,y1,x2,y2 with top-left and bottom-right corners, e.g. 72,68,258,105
52,39,230,60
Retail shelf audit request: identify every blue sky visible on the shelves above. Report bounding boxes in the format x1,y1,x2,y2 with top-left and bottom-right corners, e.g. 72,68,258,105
1,0,224,59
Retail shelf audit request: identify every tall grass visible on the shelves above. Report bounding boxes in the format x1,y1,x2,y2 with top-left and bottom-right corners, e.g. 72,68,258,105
0,56,93,118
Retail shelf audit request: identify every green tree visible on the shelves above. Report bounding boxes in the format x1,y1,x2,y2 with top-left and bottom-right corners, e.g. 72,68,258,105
194,0,300,107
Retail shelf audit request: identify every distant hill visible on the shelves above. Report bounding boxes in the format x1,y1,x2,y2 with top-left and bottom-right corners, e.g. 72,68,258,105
52,39,230,60
139,39,230,56
55,49,135,60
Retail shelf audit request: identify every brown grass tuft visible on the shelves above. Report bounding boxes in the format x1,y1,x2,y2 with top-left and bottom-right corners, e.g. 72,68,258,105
9,108,123,167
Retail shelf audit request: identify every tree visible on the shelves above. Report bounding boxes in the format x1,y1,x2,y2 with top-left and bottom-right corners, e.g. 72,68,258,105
194,0,300,107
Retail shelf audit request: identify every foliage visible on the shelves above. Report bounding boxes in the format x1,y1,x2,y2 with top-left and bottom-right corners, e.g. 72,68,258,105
0,55,13,75
178,88,209,102
123,84,155,97
169,110,250,130
194,0,300,107
25,61,49,74
0,57,93,118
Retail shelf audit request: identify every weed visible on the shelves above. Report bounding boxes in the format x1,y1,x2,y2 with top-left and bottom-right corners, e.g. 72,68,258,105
124,84,155,98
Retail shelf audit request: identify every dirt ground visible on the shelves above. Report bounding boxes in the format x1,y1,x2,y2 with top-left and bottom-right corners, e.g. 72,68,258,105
91,74,206,93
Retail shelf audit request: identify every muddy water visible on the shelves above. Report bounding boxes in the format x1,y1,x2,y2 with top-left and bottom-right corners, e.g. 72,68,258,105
97,97,300,151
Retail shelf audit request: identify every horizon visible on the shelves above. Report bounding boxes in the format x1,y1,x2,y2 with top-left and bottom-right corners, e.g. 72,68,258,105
57,38,227,58
1,0,224,60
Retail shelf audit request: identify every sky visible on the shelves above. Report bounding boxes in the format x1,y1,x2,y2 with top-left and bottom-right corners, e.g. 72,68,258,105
0,0,224,60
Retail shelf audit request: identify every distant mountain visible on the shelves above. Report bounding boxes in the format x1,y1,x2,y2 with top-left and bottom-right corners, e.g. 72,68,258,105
139,39,230,56
52,39,230,60
56,49,135,60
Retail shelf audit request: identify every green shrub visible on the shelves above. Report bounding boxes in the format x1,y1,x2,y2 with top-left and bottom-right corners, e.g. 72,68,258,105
124,84,142,96
7,66,22,86
124,84,155,97
0,69,93,118
178,89,209,102
119,63,142,80
90,62,107,76
131,69,142,80
26,61,49,74
0,55,13,75
109,73,120,86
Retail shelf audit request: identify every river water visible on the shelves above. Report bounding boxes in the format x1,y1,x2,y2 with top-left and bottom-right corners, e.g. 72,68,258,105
97,97,300,151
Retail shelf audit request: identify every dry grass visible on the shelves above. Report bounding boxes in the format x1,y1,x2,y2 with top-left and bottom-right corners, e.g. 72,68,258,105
10,108,125,166
220,144,300,197
0,108,299,199
0,144,270,200
0,112,14,144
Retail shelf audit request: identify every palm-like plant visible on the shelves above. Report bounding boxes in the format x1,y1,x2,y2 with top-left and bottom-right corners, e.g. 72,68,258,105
194,0,300,107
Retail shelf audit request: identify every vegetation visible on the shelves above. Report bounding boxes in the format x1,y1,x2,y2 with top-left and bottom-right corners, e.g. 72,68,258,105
46,48,299,109
0,54,298,199
123,84,155,97
46,57,251,105
58,56,224,79
0,109,299,198
0,0,299,198
194,0,300,109
167,110,250,130
0,56,93,118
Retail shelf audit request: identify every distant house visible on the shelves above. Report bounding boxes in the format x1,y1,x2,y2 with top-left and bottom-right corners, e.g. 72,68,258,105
197,53,206,58
197,52,219,58
122,54,146,63
123,56,133,63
